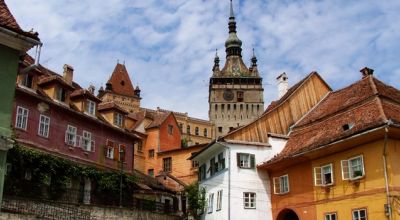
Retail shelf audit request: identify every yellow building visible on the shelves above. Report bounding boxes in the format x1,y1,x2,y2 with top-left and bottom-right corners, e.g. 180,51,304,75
260,68,400,220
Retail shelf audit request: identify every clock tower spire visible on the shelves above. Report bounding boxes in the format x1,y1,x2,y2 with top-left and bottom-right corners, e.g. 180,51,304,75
208,0,264,137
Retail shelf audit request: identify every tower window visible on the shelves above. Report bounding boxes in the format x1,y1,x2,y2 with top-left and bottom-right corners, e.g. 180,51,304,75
228,104,231,110
195,127,199,136
218,127,223,133
187,125,191,134
215,104,218,111
237,91,244,102
221,104,225,111
234,104,236,110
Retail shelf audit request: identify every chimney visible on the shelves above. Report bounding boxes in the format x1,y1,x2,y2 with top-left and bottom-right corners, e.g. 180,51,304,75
88,85,95,94
63,64,74,85
360,67,374,78
277,72,289,99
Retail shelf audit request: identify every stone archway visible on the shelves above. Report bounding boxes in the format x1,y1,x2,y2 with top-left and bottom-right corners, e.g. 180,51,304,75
277,209,299,220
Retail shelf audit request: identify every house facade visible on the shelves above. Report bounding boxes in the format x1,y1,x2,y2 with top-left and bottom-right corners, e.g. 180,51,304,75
259,68,400,220
0,0,41,204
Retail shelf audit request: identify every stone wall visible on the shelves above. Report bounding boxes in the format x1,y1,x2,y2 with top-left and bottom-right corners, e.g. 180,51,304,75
84,205,181,220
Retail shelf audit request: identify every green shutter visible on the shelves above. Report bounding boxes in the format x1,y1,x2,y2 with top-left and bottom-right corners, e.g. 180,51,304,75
237,153,241,167
250,154,255,169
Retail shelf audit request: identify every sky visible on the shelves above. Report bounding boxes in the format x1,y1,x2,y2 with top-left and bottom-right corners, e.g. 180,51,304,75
8,0,400,120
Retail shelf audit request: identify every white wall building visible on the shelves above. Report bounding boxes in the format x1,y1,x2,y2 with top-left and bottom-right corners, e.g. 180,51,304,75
191,134,287,220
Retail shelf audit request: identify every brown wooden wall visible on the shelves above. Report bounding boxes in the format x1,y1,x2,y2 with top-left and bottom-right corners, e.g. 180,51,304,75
224,73,331,143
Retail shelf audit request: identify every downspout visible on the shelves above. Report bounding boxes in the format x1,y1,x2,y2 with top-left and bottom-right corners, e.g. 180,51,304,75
218,139,231,220
21,44,42,74
383,120,392,220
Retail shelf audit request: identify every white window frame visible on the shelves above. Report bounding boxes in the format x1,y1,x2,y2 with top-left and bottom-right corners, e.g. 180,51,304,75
38,115,50,138
82,131,95,152
86,100,96,115
341,155,365,180
314,163,334,186
15,106,29,130
114,113,123,126
216,190,223,211
352,208,367,220
239,154,250,168
106,146,114,159
243,192,256,209
325,212,337,220
273,174,289,194
65,125,78,146
207,193,214,213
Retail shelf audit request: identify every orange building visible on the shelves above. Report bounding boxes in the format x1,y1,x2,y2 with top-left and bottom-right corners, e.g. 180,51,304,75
259,68,400,220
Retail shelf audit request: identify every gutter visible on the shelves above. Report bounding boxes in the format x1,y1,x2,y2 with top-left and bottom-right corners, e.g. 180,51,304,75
0,26,42,46
21,43,42,74
217,140,231,220
383,120,393,220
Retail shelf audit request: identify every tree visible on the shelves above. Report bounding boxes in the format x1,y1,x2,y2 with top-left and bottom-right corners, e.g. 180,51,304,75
185,182,205,220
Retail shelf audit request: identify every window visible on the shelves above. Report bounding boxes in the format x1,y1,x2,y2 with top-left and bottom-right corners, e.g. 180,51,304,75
106,146,114,159
38,115,50,138
82,131,94,152
148,169,154,177
192,160,199,168
218,127,222,133
218,153,225,171
163,157,172,172
341,155,365,180
119,145,126,162
237,91,244,102
114,113,123,126
149,149,155,158
204,128,208,137
65,125,77,146
210,158,216,176
22,74,33,88
199,164,206,181
237,153,255,169
15,106,29,130
187,125,191,134
216,190,223,211
56,87,66,102
207,193,214,213
352,208,367,220
314,163,333,186
325,213,337,220
168,125,173,135
243,192,256,209
195,127,199,135
273,174,289,194
85,100,96,115
137,141,143,152
179,123,183,133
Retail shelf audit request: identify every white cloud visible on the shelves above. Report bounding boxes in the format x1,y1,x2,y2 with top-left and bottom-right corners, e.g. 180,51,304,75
7,0,400,119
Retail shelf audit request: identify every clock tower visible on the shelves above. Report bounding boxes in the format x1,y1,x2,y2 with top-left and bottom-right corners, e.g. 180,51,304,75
209,0,264,137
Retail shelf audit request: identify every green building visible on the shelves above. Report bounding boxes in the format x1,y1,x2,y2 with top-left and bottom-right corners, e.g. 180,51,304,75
0,0,41,205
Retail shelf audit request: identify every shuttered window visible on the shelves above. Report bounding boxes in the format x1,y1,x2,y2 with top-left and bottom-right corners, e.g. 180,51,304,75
236,153,255,169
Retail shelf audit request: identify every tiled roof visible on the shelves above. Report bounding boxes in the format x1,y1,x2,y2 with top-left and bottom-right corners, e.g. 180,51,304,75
0,0,40,40
264,75,400,165
107,63,135,97
146,111,171,129
98,102,128,114
37,75,75,90
70,89,101,102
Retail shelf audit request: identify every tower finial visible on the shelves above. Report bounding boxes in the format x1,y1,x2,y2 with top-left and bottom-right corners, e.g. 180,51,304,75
230,0,234,18
251,48,257,67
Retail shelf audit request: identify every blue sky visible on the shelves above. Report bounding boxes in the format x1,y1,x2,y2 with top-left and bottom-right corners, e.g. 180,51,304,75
8,0,400,119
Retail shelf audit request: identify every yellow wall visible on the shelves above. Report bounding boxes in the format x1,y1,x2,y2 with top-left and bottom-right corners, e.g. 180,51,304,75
312,139,400,220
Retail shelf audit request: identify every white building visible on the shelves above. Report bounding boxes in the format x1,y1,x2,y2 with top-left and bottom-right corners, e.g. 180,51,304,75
191,134,287,220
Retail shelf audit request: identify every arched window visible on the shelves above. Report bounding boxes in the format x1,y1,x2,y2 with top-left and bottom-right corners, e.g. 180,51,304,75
187,125,191,134
204,128,208,137
195,127,199,135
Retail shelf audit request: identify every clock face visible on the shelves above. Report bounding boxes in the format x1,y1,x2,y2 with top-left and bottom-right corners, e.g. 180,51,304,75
223,90,234,101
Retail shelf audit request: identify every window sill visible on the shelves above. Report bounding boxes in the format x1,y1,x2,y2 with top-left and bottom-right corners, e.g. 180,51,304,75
37,134,49,139
244,207,256,209
275,191,289,196
15,127,27,132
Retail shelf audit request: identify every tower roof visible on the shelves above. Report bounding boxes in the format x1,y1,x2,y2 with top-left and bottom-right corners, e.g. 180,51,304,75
107,63,135,97
224,0,242,57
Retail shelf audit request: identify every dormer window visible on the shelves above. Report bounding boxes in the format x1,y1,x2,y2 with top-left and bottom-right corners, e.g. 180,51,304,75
114,113,123,127
85,100,96,115
56,87,66,102
22,74,34,88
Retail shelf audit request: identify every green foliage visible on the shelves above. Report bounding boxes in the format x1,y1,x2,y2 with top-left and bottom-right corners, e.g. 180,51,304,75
5,144,137,198
185,182,206,220
181,138,188,148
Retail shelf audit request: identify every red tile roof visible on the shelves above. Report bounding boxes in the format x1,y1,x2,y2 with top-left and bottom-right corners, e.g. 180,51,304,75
98,102,128,114
146,111,171,129
70,89,101,102
264,75,400,166
107,63,135,97
0,0,40,40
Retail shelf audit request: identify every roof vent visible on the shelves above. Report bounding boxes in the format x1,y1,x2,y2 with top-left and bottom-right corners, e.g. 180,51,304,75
342,123,354,131
360,67,374,78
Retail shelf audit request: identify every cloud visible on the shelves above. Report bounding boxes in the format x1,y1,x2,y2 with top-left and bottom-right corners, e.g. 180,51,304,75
7,0,400,119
